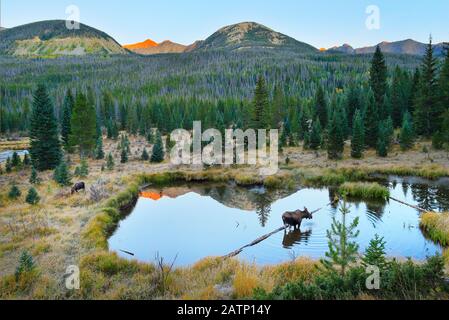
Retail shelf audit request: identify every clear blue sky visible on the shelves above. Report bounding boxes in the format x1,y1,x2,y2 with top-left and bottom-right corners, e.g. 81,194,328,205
1,0,448,48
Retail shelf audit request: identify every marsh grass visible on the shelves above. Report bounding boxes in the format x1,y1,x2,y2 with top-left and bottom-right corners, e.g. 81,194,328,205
420,212,449,248
338,182,390,201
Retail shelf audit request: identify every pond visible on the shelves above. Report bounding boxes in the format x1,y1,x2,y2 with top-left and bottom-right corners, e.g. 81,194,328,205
108,177,449,267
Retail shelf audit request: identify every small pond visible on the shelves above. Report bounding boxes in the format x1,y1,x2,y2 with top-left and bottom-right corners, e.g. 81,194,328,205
109,177,449,267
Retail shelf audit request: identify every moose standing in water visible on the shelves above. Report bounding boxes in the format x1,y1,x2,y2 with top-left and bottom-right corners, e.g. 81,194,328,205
71,182,86,195
282,208,313,229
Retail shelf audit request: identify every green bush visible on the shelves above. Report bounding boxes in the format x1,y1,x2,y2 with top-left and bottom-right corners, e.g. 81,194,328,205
15,251,36,280
8,184,21,200
26,187,40,205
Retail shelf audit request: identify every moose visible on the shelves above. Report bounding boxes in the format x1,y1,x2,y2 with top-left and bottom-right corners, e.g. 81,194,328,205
282,208,313,229
71,182,86,195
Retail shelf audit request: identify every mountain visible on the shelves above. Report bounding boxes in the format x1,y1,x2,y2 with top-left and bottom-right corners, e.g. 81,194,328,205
0,20,128,56
328,44,355,54
124,39,186,55
190,22,318,53
0,27,6,32
124,38,158,50
330,39,446,56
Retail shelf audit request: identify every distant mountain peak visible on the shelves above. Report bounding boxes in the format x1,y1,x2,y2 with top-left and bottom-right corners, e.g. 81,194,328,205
0,20,127,56
124,38,187,55
191,21,317,53
124,38,158,50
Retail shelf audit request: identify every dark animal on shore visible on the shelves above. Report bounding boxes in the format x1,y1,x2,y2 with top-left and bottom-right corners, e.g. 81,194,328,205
71,182,86,195
282,208,313,229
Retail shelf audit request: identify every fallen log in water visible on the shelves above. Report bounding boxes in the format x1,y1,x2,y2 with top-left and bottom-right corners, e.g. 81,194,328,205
222,201,337,259
389,196,428,213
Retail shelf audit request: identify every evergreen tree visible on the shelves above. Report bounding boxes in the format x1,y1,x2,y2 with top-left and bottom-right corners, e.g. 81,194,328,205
297,107,309,141
15,251,35,280
141,148,150,161
26,187,40,205
408,68,421,116
390,67,408,127
106,153,115,170
321,199,360,276
120,149,129,163
271,85,285,128
151,131,165,163
362,234,388,271
29,85,62,171
345,85,361,128
8,184,21,200
369,46,388,113
95,136,105,160
414,37,439,137
61,89,74,149
438,44,449,116
327,112,345,160
75,159,89,177
251,76,270,129
315,86,328,128
11,151,21,167
364,92,379,148
53,160,72,186
308,119,322,150
351,110,365,159
377,121,390,157
23,153,31,166
29,166,40,185
437,110,449,154
69,92,97,157
399,112,415,151
5,157,12,173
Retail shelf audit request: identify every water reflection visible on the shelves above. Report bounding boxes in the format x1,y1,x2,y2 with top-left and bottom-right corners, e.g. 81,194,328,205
282,229,312,249
110,179,446,266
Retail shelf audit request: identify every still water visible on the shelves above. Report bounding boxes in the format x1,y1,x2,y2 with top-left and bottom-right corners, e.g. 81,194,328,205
109,178,448,267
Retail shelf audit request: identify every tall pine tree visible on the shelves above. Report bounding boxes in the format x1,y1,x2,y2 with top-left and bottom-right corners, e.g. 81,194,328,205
251,76,270,129
414,36,439,137
315,86,328,128
29,84,62,171
351,110,365,159
61,89,74,149
364,92,379,149
327,112,345,160
70,92,97,157
370,46,387,119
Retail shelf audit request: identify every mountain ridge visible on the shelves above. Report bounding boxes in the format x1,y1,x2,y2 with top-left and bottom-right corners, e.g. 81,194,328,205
329,39,447,56
124,39,187,55
0,20,128,56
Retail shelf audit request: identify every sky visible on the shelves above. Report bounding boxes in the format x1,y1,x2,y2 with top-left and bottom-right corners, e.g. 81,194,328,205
1,0,448,48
